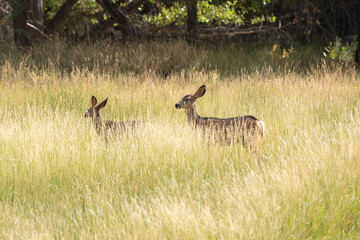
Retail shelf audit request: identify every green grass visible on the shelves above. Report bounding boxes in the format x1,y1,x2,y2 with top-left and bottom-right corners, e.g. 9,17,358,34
0,41,359,239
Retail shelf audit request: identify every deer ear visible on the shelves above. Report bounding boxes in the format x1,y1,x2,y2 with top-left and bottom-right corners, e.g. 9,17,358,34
96,98,108,110
193,85,206,99
91,96,97,106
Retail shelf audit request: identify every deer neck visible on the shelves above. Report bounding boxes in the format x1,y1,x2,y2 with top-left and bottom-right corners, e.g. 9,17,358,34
92,114,103,133
186,104,202,125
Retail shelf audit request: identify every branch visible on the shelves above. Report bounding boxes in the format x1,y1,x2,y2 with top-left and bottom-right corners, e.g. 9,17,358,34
96,0,136,40
27,22,51,40
0,6,10,14
80,0,145,43
124,0,148,13
46,0,79,35
147,20,296,39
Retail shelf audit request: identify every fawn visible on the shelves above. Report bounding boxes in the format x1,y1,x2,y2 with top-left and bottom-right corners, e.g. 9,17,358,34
175,85,265,149
84,96,146,139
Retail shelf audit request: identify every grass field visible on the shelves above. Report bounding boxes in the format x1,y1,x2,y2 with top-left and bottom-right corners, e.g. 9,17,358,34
0,41,360,239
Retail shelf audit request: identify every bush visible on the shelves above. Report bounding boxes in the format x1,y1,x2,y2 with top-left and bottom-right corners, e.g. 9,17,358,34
324,37,357,63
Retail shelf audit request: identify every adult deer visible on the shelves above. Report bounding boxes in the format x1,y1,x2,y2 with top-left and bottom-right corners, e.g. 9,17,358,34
175,85,265,149
85,96,147,140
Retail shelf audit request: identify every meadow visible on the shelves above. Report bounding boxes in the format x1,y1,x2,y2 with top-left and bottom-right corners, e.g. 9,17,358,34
0,41,359,239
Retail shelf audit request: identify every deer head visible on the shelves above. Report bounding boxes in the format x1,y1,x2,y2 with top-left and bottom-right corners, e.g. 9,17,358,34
175,85,206,110
84,96,108,121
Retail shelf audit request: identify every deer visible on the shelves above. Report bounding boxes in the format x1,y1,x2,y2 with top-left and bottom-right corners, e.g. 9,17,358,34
84,96,147,140
175,85,265,150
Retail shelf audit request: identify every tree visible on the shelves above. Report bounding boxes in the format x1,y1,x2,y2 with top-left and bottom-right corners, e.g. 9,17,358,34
6,0,357,46
96,0,136,41
46,0,78,36
28,0,44,38
12,0,45,47
186,0,198,42
12,0,32,47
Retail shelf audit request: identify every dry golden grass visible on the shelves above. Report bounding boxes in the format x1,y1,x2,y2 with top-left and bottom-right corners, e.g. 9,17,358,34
0,42,359,239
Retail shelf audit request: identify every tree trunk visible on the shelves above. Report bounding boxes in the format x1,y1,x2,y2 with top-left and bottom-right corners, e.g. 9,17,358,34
12,0,32,48
97,0,136,41
46,0,78,35
82,0,145,43
28,0,44,38
355,0,360,68
186,0,198,43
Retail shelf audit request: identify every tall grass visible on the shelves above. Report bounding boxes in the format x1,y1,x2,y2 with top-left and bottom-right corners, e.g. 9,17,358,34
0,40,324,77
0,41,359,239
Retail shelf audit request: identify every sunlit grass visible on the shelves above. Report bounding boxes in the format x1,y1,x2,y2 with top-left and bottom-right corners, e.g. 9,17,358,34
0,43,359,238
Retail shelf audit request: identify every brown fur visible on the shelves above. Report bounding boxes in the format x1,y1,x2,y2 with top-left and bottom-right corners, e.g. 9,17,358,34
175,85,265,149
85,96,147,140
